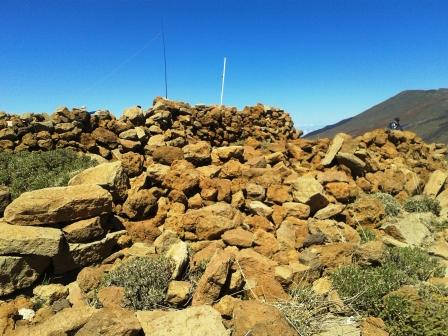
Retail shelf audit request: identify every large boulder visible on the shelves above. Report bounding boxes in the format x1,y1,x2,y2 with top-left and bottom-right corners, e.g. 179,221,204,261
0,221,63,256
4,185,112,226
382,213,433,246
68,161,129,201
53,230,126,274
0,255,50,296
192,250,233,306
136,305,228,336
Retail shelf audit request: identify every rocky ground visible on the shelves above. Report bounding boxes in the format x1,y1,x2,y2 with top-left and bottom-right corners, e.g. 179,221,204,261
0,98,447,335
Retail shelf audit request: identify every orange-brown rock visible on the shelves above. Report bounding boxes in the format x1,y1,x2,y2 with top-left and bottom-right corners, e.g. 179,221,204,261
232,300,297,336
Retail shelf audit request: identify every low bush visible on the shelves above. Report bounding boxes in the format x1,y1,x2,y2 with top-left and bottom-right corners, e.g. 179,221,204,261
273,287,331,336
372,192,402,216
0,149,96,199
380,286,448,336
403,195,441,216
100,256,174,310
331,246,445,315
383,246,445,282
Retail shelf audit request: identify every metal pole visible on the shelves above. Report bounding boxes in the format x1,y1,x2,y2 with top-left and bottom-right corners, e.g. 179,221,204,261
162,21,168,99
220,57,227,105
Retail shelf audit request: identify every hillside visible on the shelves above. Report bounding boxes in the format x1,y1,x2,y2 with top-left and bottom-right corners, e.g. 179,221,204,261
307,88,448,143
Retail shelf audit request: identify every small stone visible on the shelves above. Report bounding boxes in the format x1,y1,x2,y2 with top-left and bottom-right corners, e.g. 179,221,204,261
166,281,192,305
33,284,68,305
97,286,125,308
222,228,254,247
248,200,273,217
166,240,189,279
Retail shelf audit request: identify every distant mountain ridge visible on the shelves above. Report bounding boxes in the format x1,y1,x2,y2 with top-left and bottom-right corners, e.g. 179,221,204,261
306,88,448,143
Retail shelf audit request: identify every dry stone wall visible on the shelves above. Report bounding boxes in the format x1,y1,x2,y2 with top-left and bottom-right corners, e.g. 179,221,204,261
0,97,301,156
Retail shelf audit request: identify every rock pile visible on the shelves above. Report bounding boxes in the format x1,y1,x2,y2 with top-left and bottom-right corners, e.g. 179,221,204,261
1,99,448,336
0,179,126,295
0,97,300,155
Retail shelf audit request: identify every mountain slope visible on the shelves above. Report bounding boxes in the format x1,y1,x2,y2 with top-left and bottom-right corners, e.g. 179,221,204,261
306,88,448,143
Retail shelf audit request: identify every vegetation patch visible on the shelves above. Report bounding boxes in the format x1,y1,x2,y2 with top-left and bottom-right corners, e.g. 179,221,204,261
0,149,96,199
187,259,209,287
356,226,377,243
372,192,402,216
100,256,174,310
331,246,445,315
403,195,441,215
273,287,331,336
380,286,448,336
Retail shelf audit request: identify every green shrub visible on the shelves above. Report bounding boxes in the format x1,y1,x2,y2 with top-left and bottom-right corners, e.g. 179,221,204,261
380,286,448,336
331,247,445,315
100,256,174,310
372,192,402,216
0,149,96,199
404,195,441,216
273,287,331,336
425,217,448,233
383,246,445,282
331,263,409,314
357,227,377,243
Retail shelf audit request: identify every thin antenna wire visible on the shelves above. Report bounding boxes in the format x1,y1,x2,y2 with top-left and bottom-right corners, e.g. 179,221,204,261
80,32,161,95
220,57,227,105
162,20,168,99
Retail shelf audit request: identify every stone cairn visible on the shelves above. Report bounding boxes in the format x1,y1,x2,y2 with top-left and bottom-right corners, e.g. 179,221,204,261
0,97,300,155
0,97,448,335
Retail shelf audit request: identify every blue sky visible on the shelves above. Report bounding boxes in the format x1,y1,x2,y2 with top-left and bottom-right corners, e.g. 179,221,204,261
1,0,447,129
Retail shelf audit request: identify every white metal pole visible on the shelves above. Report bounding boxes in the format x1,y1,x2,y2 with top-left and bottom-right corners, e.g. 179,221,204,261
220,57,227,106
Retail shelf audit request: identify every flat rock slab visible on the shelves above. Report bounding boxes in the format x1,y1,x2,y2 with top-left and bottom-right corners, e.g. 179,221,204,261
321,133,347,166
0,255,50,296
136,305,228,336
53,230,126,274
423,170,447,197
4,184,112,226
68,161,129,201
382,213,433,247
62,216,105,243
336,152,366,176
10,307,95,336
0,222,63,256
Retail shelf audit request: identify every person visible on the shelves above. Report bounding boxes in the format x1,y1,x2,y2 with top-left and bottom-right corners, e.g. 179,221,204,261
388,117,403,131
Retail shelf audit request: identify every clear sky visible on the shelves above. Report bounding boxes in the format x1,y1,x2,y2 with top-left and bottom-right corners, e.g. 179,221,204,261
1,0,447,129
